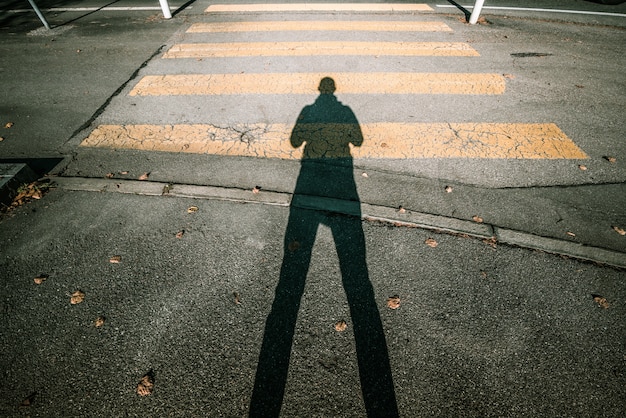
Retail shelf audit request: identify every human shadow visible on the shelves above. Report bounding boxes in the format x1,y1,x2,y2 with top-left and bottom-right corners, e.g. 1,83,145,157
249,77,399,417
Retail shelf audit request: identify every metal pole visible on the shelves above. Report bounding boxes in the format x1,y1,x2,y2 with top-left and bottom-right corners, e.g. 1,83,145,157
27,0,51,29
158,0,172,19
469,0,486,24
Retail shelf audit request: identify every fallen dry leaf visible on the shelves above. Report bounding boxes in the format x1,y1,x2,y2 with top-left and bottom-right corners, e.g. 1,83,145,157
19,392,36,408
136,371,155,396
187,206,199,213
578,165,587,171
138,172,150,181
472,215,484,223
105,172,114,179
94,316,106,328
5,122,14,128
233,292,242,305
0,137,4,142
288,240,301,252
175,230,185,239
603,156,617,163
34,274,49,285
252,185,261,194
612,226,626,236
425,238,438,248
445,185,453,193
481,271,488,279
503,73,515,79
334,320,347,332
397,206,407,214
387,295,401,309
566,231,576,237
119,170,129,175
592,294,610,309
361,172,369,178
70,290,85,305
109,255,122,263
483,237,497,248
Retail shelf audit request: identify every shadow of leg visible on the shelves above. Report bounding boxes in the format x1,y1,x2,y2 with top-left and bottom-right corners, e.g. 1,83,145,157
249,208,319,417
333,216,399,417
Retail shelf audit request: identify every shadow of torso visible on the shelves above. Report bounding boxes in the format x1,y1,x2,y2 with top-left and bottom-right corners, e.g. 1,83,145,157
291,92,363,207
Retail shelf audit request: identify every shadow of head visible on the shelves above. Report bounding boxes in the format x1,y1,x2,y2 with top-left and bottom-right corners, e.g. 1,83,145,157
318,77,336,95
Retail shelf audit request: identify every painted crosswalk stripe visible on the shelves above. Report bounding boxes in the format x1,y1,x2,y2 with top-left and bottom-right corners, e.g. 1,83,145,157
187,21,452,33
129,73,506,96
206,4,434,13
81,123,587,160
162,41,479,59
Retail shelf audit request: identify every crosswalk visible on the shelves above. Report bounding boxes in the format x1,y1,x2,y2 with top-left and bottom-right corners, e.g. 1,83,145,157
80,3,588,160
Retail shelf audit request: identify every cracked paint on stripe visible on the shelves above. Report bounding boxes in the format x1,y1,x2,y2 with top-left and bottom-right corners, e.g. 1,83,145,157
80,123,587,160
129,73,505,96
187,21,452,33
162,42,479,59
205,4,434,12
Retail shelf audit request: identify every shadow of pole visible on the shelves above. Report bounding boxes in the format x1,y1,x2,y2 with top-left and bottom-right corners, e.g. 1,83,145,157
249,77,399,417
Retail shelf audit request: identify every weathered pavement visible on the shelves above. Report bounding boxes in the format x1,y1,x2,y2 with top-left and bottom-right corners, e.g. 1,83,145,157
1,1,625,416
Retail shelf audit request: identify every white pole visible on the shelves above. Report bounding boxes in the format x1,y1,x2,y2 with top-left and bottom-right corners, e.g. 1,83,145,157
27,0,51,29
469,0,485,24
158,0,172,19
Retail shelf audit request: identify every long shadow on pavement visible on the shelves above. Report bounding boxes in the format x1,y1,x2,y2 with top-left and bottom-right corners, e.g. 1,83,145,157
249,77,399,417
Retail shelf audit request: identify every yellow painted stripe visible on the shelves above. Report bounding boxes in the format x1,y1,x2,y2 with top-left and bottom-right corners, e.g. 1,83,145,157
187,21,452,33
129,73,505,96
81,123,588,160
206,4,434,13
162,42,479,58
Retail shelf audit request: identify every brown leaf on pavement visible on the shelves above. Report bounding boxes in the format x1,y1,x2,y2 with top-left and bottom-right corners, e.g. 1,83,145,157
612,226,626,236
603,156,617,163
445,185,453,193
578,165,587,171
361,172,369,178
472,215,484,223
105,173,114,179
397,206,406,214
187,206,199,213
483,237,497,248
233,292,242,305
252,185,262,194
334,320,347,332
138,172,150,181
19,392,36,408
136,371,155,396
425,238,438,248
34,274,49,285
70,290,85,305
566,231,576,237
5,122,14,128
288,240,301,252
94,316,106,328
119,170,129,175
592,294,610,309
109,255,122,263
503,73,515,79
175,230,185,239
387,295,401,309
0,137,5,142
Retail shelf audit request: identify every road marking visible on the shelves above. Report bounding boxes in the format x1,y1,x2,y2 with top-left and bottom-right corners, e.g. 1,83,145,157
129,73,505,96
187,21,452,33
436,4,626,18
206,4,433,13
3,7,178,13
162,41,479,59
81,123,587,160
